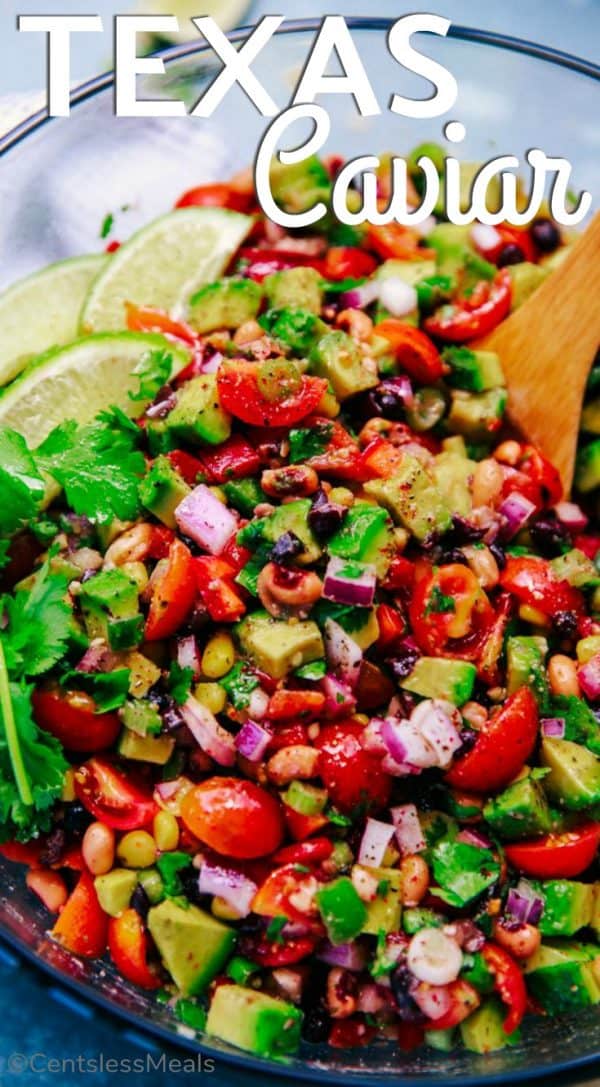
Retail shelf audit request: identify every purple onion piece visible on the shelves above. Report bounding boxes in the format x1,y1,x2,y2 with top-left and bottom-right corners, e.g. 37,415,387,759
235,719,272,762
499,492,537,539
541,717,566,739
198,861,257,917
317,941,368,972
322,556,376,608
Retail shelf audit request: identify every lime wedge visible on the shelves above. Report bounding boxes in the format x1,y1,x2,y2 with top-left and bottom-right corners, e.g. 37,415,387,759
0,332,189,449
80,208,253,333
0,254,107,388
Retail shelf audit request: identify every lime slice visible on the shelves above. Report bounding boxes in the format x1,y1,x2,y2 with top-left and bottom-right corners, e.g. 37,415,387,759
0,332,189,449
0,254,107,388
80,208,253,333
139,0,251,38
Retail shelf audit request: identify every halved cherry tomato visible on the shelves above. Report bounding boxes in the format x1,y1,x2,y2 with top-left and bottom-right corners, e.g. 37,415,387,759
481,943,527,1034
145,538,197,641
504,823,600,878
32,686,120,752
194,556,246,623
108,908,160,990
500,555,584,618
283,805,329,841
272,838,334,866
374,320,444,383
125,302,198,346
166,450,204,486
315,721,392,814
423,978,480,1030
181,777,284,859
515,444,563,505
266,689,326,721
367,223,433,262
409,563,493,656
251,935,317,967
323,246,378,281
477,592,514,686
51,871,108,958
0,840,43,865
252,863,318,921
221,535,252,575
217,361,327,428
424,269,512,342
175,183,252,212
445,687,538,794
74,758,157,831
376,604,406,651
302,416,366,481
199,434,260,484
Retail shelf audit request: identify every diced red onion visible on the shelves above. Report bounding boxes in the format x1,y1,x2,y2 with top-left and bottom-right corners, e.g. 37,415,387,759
320,673,357,718
317,941,368,972
541,717,566,739
499,492,537,539
201,350,224,374
457,828,492,850
411,981,453,1021
554,501,588,532
506,880,544,926
470,223,502,255
76,644,119,673
324,619,362,688
381,718,437,770
247,687,270,720
381,753,420,776
378,278,418,319
578,653,600,701
176,635,202,679
175,484,238,555
198,861,257,917
323,556,376,608
386,375,414,406
358,817,396,868
339,280,380,310
181,696,236,766
410,700,463,769
391,804,426,855
235,718,272,762
361,718,387,755
155,778,185,801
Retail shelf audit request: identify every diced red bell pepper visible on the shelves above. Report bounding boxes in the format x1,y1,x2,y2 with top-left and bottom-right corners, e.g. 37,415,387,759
251,935,317,967
283,805,329,841
361,438,408,480
374,320,444,383
267,724,310,752
199,434,260,484
272,837,334,866
376,603,406,650
383,556,416,591
167,450,204,486
194,556,247,622
108,908,161,989
302,417,366,481
0,840,43,866
51,871,108,958
574,534,600,561
481,943,527,1034
266,689,326,721
148,525,176,559
221,535,252,575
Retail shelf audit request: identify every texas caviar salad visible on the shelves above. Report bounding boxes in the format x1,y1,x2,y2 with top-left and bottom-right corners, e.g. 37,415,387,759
1,149,600,1062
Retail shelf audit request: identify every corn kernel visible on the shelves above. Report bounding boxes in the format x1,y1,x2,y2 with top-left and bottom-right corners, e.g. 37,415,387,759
576,635,600,663
61,768,76,802
194,681,227,714
518,604,550,628
328,487,354,508
202,632,235,679
152,811,180,852
212,895,243,921
316,388,341,419
116,830,157,869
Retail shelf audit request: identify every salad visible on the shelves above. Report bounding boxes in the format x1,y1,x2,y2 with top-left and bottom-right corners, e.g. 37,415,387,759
1,148,600,1063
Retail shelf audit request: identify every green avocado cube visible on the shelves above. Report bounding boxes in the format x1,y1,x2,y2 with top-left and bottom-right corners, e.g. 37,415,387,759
94,869,138,918
551,549,600,589
310,330,378,401
444,346,505,392
118,728,175,765
432,451,475,518
541,737,600,810
401,657,476,705
263,499,321,564
576,440,600,493
376,258,436,286
448,388,507,440
524,942,600,1014
188,278,263,333
506,635,549,708
316,876,367,944
484,776,553,841
358,866,402,935
508,262,548,310
327,503,394,577
364,455,452,542
165,374,231,447
265,266,323,314
534,880,594,936
270,154,331,216
147,899,236,996
139,455,191,529
460,997,518,1054
79,568,140,642
206,985,302,1059
236,611,324,679
259,307,328,356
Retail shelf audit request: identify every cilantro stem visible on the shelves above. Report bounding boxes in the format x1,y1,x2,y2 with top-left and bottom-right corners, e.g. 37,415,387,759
0,640,32,806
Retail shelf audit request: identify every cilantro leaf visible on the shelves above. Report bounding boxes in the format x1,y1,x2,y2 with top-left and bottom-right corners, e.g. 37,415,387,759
312,599,368,634
430,840,500,908
0,428,45,537
265,916,287,943
129,348,174,403
295,659,326,681
1,559,71,679
60,668,131,713
37,416,145,525
156,851,193,898
220,662,259,709
425,585,456,615
288,422,333,464
168,661,194,706
100,212,114,239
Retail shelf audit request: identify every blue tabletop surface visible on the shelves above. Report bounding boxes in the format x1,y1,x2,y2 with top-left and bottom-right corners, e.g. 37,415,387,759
1,1,600,1083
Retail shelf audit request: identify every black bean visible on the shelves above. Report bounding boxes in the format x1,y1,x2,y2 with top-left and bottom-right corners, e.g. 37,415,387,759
270,531,304,565
62,802,93,836
497,243,525,267
530,514,571,557
391,966,424,1022
531,218,561,253
308,489,347,541
553,610,578,638
39,828,65,867
366,385,407,421
488,542,507,570
302,1007,331,1043
130,884,151,921
388,646,420,680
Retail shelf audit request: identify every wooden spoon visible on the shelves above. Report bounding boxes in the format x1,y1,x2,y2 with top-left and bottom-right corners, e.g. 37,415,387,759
475,211,600,496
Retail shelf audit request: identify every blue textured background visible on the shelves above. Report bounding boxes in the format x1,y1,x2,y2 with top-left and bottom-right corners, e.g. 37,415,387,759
1,1,600,1083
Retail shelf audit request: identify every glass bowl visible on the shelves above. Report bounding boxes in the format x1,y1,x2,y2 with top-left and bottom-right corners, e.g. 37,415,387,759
1,18,600,1084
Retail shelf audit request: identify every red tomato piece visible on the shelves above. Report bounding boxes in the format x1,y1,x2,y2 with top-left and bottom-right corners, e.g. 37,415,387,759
266,689,326,721
283,805,329,841
251,935,316,967
367,223,433,262
74,758,157,831
0,840,44,865
148,525,176,559
51,871,108,958
383,556,416,591
500,555,584,617
504,824,600,879
445,687,539,794
323,247,378,281
424,269,512,342
166,450,204,486
481,943,527,1034
175,183,252,212
108,909,161,990
376,603,406,651
199,434,260,484
517,445,563,506
423,979,480,1030
145,539,197,641
217,361,327,428
181,777,284,859
194,556,246,623
302,417,366,481
125,302,198,347
409,563,493,656
252,863,318,921
374,320,444,383
32,687,121,752
267,724,310,753
272,837,334,866
314,721,392,814
477,592,514,686
361,438,408,480
574,534,600,561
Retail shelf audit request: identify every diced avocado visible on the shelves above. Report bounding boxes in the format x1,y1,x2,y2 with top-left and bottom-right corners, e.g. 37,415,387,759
264,266,323,314
551,548,600,589
448,388,507,440
206,984,302,1059
188,278,263,333
375,259,436,286
236,610,324,679
94,869,137,917
125,651,162,699
401,657,476,705
508,262,548,310
424,1028,455,1052
506,635,549,707
147,898,236,996
121,698,162,737
223,477,265,518
550,694,600,756
402,907,444,935
107,615,144,651
283,779,328,816
427,223,473,277
165,374,231,447
137,867,165,905
139,455,191,529
337,606,380,651
259,307,328,355
118,728,175,765
591,883,600,935
533,879,594,936
577,637,600,664
483,776,553,841
270,154,331,218
581,399,600,436
358,866,402,935
575,440,600,493
315,876,368,944
79,568,141,644
432,451,474,518
540,737,600,810
524,942,600,1013
460,997,516,1054
327,502,394,577
364,455,452,542
262,499,321,564
443,346,505,393
310,330,378,401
